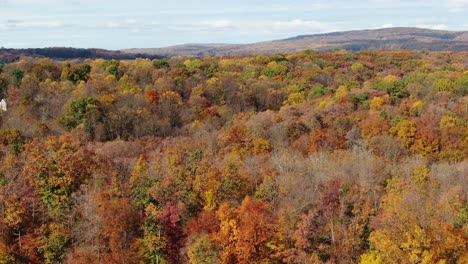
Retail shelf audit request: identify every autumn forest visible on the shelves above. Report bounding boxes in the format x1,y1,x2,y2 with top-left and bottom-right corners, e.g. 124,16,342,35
0,50,467,263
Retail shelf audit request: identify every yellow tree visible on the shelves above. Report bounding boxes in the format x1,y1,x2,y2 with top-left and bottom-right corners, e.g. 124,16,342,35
390,119,417,149
361,174,467,264
22,134,95,263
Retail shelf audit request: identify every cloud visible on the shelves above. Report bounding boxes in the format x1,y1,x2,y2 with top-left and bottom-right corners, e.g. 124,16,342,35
273,19,333,31
447,0,468,7
207,20,235,29
369,0,401,4
0,19,65,29
106,22,120,28
167,20,236,33
104,19,138,29
431,24,448,30
416,24,448,30
125,19,137,25
165,19,335,37
380,23,394,28
447,0,468,11
11,0,97,5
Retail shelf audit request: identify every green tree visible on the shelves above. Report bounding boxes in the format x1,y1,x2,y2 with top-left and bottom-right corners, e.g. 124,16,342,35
153,58,170,69
11,69,24,86
264,61,288,77
37,223,70,264
103,60,122,79
0,75,8,98
130,155,157,208
432,78,453,92
60,97,98,130
62,64,91,83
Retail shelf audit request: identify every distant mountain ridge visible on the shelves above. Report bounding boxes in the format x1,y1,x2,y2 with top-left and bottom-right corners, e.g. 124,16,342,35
124,27,468,57
0,47,164,64
1,27,466,63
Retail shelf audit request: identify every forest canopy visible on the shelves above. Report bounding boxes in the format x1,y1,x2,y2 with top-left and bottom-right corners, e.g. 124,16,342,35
0,50,467,263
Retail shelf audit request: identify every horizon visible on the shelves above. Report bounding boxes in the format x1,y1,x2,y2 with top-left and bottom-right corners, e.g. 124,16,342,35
1,26,466,52
1,0,468,49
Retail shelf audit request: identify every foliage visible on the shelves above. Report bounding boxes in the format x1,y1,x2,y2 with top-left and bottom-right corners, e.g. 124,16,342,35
103,59,122,79
0,75,8,98
187,234,221,264
264,61,288,77
0,129,23,146
0,50,466,263
363,176,467,263
60,97,98,130
390,119,417,148
62,63,91,83
153,58,170,69
11,69,24,86
375,78,408,99
38,222,70,264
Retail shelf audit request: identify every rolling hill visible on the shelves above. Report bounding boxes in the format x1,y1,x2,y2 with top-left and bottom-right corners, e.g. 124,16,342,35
1,27,466,63
123,27,468,57
0,47,164,64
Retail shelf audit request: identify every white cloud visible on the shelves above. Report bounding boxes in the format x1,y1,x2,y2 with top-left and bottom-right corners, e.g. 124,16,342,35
380,23,394,28
104,19,138,29
106,22,120,28
416,24,448,30
369,0,401,4
125,19,137,25
11,0,97,5
273,19,332,31
447,0,468,12
1,19,65,29
208,20,234,29
163,19,336,40
447,0,468,7
431,24,448,30
168,20,236,33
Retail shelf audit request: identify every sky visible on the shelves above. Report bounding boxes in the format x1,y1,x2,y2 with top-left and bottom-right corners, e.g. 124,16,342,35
0,0,467,50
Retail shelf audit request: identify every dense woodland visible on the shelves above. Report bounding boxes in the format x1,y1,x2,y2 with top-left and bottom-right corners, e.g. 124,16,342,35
0,50,467,263
0,48,163,64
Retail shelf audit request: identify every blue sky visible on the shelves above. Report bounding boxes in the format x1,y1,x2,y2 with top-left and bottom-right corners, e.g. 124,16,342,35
0,0,467,49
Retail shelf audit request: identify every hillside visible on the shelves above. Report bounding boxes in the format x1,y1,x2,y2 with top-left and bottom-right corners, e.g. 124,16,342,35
2,28,466,62
0,47,164,64
0,50,467,263
124,27,468,56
